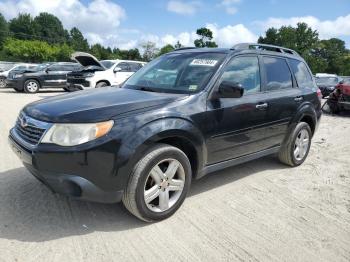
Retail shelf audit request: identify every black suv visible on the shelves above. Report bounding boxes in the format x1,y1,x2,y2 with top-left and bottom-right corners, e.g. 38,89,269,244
9,44,322,222
6,62,81,93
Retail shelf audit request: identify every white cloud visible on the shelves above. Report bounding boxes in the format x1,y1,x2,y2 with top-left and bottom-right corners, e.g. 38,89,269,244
0,0,126,47
257,14,350,40
137,23,257,48
206,23,258,47
167,1,200,15
218,0,240,15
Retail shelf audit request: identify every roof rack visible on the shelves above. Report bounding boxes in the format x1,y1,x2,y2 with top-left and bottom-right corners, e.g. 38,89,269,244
232,43,300,56
174,47,197,51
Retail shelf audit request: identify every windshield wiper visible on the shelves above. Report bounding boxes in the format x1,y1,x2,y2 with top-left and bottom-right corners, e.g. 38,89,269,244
139,87,157,92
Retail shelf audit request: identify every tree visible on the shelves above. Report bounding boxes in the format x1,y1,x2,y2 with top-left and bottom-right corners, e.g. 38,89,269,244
0,13,8,48
8,13,37,41
194,27,218,48
33,12,67,43
90,43,111,60
69,27,89,52
174,41,183,49
158,44,175,56
142,41,159,61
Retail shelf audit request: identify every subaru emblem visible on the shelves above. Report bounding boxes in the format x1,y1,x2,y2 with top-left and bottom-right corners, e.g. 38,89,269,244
20,116,27,128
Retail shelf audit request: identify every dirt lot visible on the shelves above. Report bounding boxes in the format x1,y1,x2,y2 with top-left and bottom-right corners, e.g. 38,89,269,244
0,88,349,262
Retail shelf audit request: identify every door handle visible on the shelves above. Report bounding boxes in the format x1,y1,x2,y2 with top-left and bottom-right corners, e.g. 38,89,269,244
294,96,303,102
256,102,268,110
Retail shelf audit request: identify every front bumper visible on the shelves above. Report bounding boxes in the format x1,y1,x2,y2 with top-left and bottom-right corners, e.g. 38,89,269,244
8,131,124,203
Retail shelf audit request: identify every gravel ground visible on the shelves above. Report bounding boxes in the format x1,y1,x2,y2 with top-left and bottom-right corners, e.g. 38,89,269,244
0,88,349,262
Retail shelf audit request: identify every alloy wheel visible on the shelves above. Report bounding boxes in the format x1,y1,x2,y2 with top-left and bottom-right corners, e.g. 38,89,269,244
144,158,185,212
26,81,38,92
294,129,310,161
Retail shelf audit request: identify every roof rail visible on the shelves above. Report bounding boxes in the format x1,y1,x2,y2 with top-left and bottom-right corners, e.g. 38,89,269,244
232,43,300,56
174,47,197,51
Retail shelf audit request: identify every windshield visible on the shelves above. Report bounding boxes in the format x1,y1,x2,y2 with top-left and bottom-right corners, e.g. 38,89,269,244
123,52,226,94
342,77,350,84
316,77,338,86
100,60,114,69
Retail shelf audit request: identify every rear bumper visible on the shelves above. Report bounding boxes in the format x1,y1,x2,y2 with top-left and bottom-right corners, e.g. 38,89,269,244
6,79,22,89
8,132,124,203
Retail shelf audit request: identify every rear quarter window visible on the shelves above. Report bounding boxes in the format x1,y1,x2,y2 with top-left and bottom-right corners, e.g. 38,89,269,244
288,59,314,88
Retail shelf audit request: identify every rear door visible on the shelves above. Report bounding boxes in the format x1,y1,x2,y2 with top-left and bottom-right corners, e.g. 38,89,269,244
43,64,72,87
260,56,303,147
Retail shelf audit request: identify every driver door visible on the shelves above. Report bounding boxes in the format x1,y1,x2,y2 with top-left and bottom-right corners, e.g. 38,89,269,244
113,62,134,85
205,55,270,164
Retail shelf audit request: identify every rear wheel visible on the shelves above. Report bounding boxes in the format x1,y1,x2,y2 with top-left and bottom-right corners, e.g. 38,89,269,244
123,144,191,222
278,122,312,167
0,77,6,88
24,79,40,93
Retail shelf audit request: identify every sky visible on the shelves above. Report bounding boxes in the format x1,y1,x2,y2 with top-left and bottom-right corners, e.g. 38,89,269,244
0,0,349,49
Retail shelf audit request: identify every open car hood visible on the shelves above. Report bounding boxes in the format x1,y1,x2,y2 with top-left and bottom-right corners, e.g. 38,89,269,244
71,52,105,69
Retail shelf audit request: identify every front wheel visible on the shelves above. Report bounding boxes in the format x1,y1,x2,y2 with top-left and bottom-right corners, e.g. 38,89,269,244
123,144,192,222
95,82,108,88
24,79,40,93
278,122,312,167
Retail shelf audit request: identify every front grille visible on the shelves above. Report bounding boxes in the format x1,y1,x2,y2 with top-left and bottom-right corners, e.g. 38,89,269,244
15,115,47,145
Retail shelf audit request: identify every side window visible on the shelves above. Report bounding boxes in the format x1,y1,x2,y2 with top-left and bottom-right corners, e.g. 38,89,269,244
288,59,314,88
263,57,292,91
220,56,261,94
117,62,131,72
129,63,142,72
48,65,63,71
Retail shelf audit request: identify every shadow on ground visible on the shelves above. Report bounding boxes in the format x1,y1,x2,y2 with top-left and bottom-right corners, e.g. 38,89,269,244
0,155,286,242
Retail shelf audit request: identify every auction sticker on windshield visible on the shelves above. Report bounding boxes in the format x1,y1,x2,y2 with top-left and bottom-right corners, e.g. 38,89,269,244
190,59,218,66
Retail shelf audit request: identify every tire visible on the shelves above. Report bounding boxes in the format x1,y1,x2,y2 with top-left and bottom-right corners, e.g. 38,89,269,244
0,77,6,88
123,144,192,222
24,79,40,93
95,82,108,88
278,122,312,167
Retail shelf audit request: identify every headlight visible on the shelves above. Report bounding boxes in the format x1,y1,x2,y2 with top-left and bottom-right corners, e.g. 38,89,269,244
85,72,95,77
41,120,114,146
13,73,23,78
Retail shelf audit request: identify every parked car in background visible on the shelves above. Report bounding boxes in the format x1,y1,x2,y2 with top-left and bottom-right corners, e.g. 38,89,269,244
66,52,146,91
315,73,342,98
9,44,321,222
0,63,37,88
6,62,81,93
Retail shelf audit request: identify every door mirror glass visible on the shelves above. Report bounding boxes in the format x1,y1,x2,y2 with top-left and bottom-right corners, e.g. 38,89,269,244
114,67,122,73
218,81,244,98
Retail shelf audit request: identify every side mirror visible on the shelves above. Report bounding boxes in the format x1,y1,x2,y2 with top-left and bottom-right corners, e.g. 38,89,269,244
217,81,244,98
339,80,344,85
45,68,50,73
113,67,122,73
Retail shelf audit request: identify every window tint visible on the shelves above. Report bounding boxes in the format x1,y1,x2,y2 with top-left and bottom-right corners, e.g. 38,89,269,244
289,59,313,88
263,57,292,91
117,62,131,72
220,56,261,94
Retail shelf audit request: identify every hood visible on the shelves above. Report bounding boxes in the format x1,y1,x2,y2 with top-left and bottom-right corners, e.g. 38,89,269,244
23,87,185,123
71,52,105,69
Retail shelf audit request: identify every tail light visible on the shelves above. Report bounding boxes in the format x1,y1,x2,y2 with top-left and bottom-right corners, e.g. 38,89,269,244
317,88,322,102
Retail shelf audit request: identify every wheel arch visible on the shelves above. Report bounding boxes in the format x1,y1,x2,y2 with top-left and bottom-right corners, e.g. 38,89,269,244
96,80,111,86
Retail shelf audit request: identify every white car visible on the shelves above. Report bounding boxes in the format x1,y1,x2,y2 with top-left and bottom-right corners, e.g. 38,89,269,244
0,63,37,88
66,52,146,90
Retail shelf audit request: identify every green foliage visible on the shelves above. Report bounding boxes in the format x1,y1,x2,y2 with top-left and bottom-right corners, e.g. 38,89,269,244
68,27,89,52
194,27,218,48
158,44,175,56
258,22,350,75
8,13,37,40
0,13,8,48
34,12,67,44
3,38,73,62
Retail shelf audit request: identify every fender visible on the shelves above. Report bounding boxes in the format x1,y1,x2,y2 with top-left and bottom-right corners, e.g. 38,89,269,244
113,117,206,190
284,102,317,144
